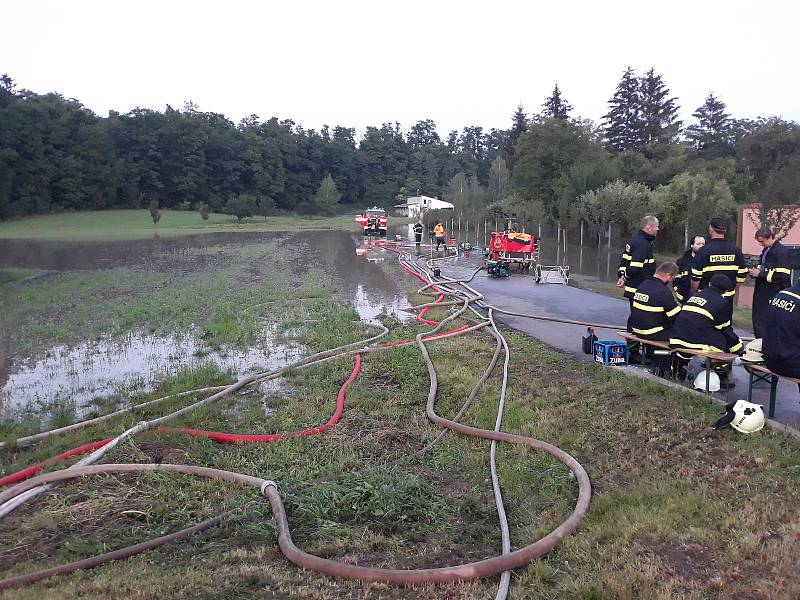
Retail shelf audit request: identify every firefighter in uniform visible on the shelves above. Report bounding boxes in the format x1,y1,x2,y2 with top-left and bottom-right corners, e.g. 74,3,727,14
748,227,792,338
673,235,705,303
763,283,800,390
413,220,424,245
618,215,659,328
670,274,744,383
629,262,681,375
691,217,747,302
629,262,681,341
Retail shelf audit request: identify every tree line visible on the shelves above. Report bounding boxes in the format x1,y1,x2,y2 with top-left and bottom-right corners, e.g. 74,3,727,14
1,69,798,248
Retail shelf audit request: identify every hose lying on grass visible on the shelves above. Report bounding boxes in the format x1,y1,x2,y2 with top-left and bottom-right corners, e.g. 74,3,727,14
0,243,592,596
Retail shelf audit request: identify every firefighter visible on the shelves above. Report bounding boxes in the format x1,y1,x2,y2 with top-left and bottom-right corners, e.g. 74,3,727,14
433,222,446,250
674,235,705,303
748,227,792,338
763,283,800,389
617,215,659,299
670,274,744,385
413,220,424,245
618,216,659,332
629,262,681,341
690,217,747,302
628,261,681,375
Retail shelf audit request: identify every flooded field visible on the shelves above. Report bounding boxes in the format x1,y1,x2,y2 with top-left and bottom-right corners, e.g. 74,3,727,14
0,229,413,420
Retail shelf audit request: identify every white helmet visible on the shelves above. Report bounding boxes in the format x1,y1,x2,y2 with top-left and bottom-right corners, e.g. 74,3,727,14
693,371,720,392
740,339,764,363
713,400,765,434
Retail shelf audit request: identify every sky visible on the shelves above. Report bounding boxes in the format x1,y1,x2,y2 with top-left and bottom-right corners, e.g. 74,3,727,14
2,0,798,137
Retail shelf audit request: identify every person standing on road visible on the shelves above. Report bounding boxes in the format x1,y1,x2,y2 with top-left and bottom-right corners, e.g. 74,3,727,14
433,222,446,251
617,215,659,326
748,227,792,338
674,235,705,303
691,217,747,303
413,220,424,245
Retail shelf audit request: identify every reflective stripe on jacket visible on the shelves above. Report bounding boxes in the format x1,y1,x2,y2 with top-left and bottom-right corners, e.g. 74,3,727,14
629,277,681,339
618,230,656,299
669,287,743,354
691,238,747,299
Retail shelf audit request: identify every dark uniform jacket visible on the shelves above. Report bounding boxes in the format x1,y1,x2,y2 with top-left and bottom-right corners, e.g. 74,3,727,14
691,238,747,301
629,277,682,340
618,230,656,300
674,249,694,303
669,287,743,354
752,240,792,338
763,284,800,378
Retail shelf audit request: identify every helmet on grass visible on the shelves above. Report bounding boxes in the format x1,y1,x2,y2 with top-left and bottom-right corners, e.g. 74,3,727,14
713,400,765,434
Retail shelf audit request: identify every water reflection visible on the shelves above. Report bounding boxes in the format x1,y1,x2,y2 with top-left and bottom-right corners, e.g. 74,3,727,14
1,229,418,414
0,326,302,418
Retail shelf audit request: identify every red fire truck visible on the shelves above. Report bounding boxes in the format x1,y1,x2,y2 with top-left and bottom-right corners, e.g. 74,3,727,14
355,207,388,236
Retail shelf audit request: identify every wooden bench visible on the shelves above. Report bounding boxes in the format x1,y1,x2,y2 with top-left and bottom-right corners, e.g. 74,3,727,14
741,363,800,418
618,332,738,397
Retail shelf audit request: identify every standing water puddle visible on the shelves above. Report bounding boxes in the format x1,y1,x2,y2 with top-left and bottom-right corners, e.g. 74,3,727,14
1,228,416,417
0,325,302,418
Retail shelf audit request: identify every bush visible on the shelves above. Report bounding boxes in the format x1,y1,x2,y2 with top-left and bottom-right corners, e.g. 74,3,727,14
223,194,258,223
148,200,161,224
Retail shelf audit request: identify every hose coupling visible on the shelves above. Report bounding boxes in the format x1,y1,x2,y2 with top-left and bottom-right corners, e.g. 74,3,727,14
260,480,278,496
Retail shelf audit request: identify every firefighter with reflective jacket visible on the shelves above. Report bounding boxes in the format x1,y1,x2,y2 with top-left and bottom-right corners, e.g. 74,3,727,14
674,235,705,303
629,262,682,341
413,220,424,245
618,216,659,330
748,227,792,338
691,217,747,302
763,283,800,386
670,273,744,356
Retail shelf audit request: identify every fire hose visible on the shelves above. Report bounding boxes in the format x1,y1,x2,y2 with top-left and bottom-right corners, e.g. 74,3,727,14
0,247,592,594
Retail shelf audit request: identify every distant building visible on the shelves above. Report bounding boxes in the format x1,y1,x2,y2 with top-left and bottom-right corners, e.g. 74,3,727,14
394,196,454,218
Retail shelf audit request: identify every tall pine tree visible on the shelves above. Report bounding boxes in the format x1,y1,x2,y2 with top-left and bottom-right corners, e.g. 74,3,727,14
685,93,734,157
602,67,644,152
541,84,573,120
504,104,528,164
638,68,681,147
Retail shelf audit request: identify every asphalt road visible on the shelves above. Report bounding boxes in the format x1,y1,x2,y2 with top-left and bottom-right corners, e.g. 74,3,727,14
439,257,800,431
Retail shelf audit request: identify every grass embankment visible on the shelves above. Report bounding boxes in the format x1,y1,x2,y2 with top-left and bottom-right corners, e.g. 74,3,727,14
1,236,798,598
0,210,360,241
2,318,799,599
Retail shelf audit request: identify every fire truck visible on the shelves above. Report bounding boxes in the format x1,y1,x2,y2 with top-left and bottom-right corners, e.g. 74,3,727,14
355,207,388,236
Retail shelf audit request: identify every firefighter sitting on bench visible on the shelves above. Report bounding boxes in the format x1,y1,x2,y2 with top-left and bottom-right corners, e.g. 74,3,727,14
670,273,744,386
628,262,681,373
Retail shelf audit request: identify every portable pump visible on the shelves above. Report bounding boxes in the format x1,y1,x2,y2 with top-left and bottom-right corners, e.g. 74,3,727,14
487,259,510,278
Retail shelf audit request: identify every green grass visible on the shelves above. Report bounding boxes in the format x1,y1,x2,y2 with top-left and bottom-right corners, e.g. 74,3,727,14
0,268,37,284
0,209,360,241
1,242,799,598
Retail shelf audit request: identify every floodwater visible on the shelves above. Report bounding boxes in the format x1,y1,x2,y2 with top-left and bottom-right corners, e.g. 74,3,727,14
0,327,301,418
0,229,414,418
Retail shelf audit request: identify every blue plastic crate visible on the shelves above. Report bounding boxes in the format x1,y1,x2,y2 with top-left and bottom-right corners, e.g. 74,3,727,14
594,340,627,366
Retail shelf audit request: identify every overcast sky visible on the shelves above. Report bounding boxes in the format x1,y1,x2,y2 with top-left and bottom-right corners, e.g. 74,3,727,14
3,0,798,137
